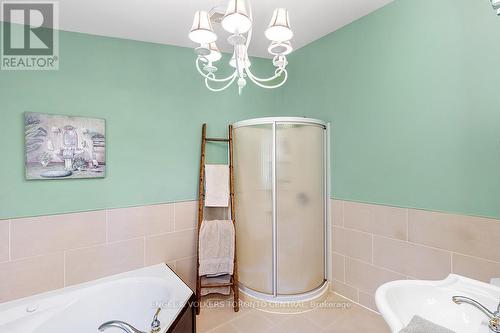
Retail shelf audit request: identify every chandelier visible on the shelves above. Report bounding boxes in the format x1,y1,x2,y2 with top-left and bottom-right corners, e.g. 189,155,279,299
188,0,293,95
493,0,500,15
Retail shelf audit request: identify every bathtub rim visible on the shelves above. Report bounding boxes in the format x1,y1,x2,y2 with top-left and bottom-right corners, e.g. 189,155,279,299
0,264,193,333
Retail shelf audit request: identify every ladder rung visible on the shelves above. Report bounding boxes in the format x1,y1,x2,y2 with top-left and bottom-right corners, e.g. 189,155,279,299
206,138,229,142
201,283,234,288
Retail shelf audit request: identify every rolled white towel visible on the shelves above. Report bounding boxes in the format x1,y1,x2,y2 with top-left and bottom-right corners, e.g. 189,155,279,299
201,274,231,296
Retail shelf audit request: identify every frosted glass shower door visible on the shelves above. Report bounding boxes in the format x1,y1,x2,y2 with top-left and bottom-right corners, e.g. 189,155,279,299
233,124,273,294
276,123,325,295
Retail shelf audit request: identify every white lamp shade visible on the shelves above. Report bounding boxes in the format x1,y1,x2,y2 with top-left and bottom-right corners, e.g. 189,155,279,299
229,45,251,68
268,41,293,56
265,8,293,42
204,42,222,63
189,11,217,44
222,0,252,34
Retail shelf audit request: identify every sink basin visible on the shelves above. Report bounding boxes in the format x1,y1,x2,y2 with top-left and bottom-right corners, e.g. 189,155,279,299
375,274,500,333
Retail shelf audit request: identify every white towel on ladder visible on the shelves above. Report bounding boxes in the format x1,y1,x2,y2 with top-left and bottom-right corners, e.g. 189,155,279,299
199,220,235,276
205,164,229,207
200,274,231,296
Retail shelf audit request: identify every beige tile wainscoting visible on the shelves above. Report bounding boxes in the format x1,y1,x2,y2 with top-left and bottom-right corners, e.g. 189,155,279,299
331,199,500,311
2,198,499,314
0,201,199,303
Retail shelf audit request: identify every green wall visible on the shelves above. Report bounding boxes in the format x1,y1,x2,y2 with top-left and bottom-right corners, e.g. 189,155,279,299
278,0,500,218
0,30,278,219
3,0,500,220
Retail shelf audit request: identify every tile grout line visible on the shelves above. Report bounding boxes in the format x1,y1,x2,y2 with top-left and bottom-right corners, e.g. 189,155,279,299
201,306,250,333
331,290,380,316
342,253,407,278
450,251,500,265
1,200,197,221
334,224,378,237
372,233,458,257
8,229,198,264
146,227,197,240
63,237,146,255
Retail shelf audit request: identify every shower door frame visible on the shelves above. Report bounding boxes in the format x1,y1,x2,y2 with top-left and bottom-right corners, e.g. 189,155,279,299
233,117,332,302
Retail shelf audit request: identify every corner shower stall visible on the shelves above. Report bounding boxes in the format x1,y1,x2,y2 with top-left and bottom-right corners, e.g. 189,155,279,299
233,117,330,303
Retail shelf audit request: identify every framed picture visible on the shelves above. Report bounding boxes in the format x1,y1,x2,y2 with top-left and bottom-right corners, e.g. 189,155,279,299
25,112,106,180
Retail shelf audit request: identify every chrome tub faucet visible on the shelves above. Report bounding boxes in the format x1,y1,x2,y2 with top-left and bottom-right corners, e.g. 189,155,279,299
98,308,162,333
452,296,500,332
98,320,145,333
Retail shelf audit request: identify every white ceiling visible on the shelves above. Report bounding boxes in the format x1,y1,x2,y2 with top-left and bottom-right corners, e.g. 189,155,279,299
26,0,394,58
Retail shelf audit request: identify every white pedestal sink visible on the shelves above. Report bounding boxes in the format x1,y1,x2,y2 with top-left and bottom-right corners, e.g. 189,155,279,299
375,274,500,333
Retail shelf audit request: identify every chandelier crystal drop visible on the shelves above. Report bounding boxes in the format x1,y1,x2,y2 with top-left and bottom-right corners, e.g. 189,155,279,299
188,0,293,95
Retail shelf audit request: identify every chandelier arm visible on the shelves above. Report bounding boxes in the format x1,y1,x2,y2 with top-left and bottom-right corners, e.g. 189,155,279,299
245,66,286,82
205,74,238,92
196,58,237,82
246,68,288,89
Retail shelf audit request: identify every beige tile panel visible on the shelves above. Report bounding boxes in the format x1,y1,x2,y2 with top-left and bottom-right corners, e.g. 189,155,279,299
175,256,196,291
196,299,248,333
196,293,388,333
175,201,198,231
332,280,359,302
0,253,64,302
0,220,9,262
452,254,500,283
332,226,372,263
264,315,322,333
345,258,405,295
297,293,353,329
332,200,344,226
207,322,239,333
321,304,390,332
332,252,345,282
373,236,451,280
166,261,176,271
230,310,274,333
107,204,174,242
344,201,407,240
65,238,144,286
11,211,106,259
408,209,500,262
358,291,378,312
145,229,197,265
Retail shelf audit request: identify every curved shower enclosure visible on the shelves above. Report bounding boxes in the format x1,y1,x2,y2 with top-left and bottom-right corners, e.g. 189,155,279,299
233,117,329,303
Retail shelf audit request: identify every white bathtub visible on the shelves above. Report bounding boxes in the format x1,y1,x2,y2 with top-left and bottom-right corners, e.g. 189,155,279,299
0,264,194,333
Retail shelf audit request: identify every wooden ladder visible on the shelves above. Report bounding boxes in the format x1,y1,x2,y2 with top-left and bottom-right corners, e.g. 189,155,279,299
195,123,239,315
